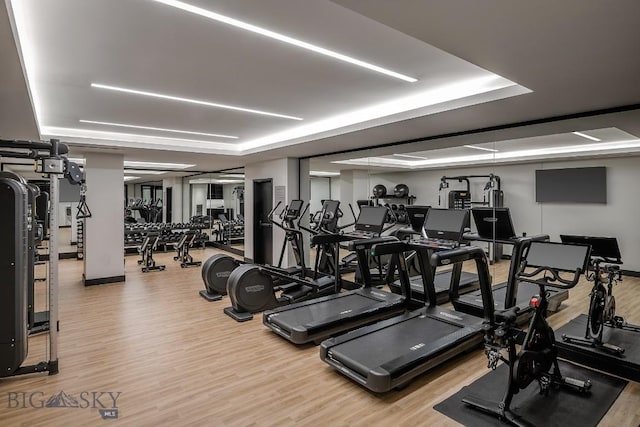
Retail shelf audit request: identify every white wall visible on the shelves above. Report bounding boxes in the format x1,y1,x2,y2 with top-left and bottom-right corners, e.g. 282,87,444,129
331,155,640,270
162,177,183,223
245,158,299,266
310,177,331,214
84,153,124,282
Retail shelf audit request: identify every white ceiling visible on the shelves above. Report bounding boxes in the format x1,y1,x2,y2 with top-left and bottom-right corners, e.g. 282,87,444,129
1,0,639,176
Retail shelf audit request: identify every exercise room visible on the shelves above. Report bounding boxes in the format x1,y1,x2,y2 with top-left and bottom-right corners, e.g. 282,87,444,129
1,1,639,426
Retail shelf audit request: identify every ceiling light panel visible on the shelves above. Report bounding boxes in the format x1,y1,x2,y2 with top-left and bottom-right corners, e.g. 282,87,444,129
392,153,429,160
151,0,417,82
124,161,195,169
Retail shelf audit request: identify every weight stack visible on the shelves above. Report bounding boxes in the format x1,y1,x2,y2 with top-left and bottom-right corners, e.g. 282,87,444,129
0,178,29,376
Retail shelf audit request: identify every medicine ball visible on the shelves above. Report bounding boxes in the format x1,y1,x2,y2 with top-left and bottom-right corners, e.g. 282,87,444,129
394,184,409,198
372,184,387,198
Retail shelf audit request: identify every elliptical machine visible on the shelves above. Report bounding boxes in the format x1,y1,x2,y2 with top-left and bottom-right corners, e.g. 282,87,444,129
560,235,640,355
223,201,344,322
462,241,592,427
198,200,309,301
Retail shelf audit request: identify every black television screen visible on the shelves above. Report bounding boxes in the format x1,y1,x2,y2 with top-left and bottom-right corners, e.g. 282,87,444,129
535,167,606,203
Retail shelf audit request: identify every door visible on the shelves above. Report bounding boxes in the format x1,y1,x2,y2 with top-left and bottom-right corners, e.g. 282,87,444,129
253,179,273,265
166,187,172,223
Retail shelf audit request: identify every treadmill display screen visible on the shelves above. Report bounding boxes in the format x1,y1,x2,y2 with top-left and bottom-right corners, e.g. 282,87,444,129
471,207,516,240
423,208,468,241
559,235,621,262
525,241,590,273
355,206,388,233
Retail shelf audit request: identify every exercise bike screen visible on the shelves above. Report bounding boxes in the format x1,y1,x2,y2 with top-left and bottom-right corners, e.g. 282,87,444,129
525,241,590,273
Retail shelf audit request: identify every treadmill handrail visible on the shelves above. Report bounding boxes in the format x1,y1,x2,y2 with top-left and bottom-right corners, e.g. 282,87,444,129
431,246,496,331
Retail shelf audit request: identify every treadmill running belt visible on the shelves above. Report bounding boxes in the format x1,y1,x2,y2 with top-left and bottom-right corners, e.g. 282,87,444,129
328,317,461,377
434,360,627,427
406,270,478,293
269,294,381,331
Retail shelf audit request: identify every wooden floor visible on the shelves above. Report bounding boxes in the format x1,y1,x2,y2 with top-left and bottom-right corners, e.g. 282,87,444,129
1,248,639,426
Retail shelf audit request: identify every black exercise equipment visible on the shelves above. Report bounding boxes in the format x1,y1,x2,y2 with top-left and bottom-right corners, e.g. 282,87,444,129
320,242,494,392
223,200,345,321
560,235,640,355
393,183,409,198
0,177,30,376
456,208,567,323
137,232,165,272
199,254,240,301
173,231,202,268
462,241,592,427
199,200,334,303
0,137,76,378
388,208,480,304
263,234,411,344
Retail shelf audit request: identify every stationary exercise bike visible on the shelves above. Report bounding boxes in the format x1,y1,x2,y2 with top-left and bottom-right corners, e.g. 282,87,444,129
463,241,592,427
560,235,640,356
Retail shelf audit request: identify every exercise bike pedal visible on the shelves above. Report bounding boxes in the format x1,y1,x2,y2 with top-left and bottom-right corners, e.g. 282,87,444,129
561,376,592,393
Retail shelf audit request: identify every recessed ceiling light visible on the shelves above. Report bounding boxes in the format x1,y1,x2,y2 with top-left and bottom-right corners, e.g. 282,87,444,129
124,176,140,182
151,0,417,83
572,131,601,142
464,145,499,152
310,170,340,176
123,169,165,175
219,174,245,178
91,83,303,121
392,153,429,160
79,120,238,139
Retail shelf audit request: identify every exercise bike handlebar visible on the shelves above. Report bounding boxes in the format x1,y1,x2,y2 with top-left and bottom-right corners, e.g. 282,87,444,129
517,265,584,289
266,201,283,222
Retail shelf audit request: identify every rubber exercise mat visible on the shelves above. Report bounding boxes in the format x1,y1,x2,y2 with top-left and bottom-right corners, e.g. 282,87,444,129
556,314,640,383
434,359,627,427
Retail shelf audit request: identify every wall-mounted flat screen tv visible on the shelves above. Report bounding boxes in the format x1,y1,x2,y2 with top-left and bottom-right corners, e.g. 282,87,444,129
535,167,606,203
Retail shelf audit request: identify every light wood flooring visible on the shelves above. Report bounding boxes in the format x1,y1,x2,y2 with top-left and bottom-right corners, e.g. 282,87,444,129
1,248,639,426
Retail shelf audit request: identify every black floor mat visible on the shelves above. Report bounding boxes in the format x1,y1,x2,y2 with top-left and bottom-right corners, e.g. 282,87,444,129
434,360,627,427
556,314,640,382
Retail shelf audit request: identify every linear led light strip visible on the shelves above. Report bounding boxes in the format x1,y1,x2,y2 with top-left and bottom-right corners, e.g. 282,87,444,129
464,145,499,152
572,131,601,142
152,0,416,83
69,158,195,169
91,83,303,121
334,139,640,168
79,120,238,139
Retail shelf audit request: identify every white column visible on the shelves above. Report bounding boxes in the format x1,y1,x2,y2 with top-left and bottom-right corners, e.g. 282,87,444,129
83,153,125,285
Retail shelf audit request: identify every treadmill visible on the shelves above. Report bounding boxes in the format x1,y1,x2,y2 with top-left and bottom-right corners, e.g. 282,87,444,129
262,206,414,345
388,206,480,304
320,232,495,393
454,208,568,323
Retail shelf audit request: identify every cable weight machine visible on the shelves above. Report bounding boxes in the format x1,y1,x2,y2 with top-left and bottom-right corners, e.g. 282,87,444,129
439,174,504,262
0,138,83,377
